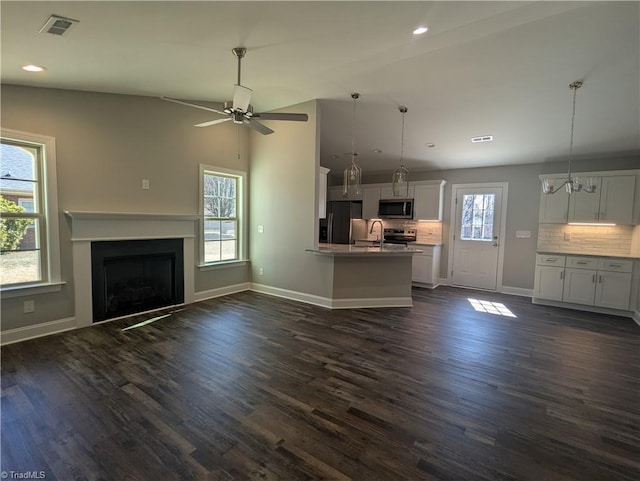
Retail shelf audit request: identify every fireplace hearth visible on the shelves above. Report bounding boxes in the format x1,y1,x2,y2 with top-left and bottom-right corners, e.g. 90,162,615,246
91,238,184,322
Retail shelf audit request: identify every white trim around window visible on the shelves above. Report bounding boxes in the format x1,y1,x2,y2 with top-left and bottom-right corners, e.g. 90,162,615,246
198,164,248,268
1,127,63,297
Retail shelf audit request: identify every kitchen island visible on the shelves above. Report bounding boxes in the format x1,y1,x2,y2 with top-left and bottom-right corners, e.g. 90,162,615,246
305,243,421,308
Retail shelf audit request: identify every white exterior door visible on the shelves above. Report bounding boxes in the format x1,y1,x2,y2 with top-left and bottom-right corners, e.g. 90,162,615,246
451,185,505,290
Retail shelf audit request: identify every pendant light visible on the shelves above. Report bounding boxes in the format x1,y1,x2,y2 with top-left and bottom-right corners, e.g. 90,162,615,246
542,81,597,195
343,93,362,196
392,106,409,197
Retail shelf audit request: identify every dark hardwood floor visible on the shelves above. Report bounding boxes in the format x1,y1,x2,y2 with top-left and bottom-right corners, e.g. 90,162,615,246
2,287,639,480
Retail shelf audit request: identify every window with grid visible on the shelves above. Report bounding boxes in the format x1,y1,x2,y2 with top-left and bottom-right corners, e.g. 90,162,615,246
201,166,245,264
1,131,59,288
460,193,495,241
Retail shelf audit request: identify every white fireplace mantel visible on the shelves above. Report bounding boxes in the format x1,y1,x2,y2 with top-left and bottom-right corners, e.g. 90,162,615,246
65,211,197,328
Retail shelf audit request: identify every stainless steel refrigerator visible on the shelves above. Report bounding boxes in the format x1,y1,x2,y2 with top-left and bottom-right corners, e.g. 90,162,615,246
319,201,366,244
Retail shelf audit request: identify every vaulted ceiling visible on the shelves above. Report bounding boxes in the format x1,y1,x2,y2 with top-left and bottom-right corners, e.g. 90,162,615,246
2,1,638,174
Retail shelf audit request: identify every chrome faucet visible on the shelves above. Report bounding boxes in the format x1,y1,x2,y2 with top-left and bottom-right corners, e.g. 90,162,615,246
369,220,384,247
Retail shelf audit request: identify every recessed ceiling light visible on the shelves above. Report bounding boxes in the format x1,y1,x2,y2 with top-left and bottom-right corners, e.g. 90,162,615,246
372,148,383,153
413,26,429,35
471,135,493,143
22,64,45,72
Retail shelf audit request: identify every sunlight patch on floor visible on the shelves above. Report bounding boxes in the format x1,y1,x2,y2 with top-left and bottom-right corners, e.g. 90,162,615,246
468,298,516,318
121,308,185,331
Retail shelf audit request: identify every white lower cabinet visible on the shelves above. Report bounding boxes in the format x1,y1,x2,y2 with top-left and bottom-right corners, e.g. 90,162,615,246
534,254,633,311
562,268,596,305
412,245,441,287
533,265,565,301
594,271,633,310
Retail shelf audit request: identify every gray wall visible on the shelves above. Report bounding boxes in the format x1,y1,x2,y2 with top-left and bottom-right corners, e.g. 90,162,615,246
249,99,334,299
1,84,251,330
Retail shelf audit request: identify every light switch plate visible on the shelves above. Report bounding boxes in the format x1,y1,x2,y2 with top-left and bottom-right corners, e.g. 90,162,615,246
515,230,531,238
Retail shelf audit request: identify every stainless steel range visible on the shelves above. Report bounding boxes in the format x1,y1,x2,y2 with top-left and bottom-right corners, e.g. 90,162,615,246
383,228,417,245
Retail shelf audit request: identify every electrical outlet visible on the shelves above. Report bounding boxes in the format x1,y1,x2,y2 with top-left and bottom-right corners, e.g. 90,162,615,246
564,232,571,241
23,300,35,313
142,179,150,190
258,225,264,234
258,267,264,275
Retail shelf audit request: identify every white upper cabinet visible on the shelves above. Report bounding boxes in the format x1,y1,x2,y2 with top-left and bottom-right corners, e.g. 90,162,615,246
539,178,570,223
414,181,446,221
362,186,381,219
328,185,362,201
380,185,414,199
318,167,330,219
567,177,602,222
568,175,635,224
599,175,636,224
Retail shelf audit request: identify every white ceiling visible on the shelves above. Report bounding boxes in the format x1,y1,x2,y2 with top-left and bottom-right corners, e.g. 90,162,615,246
1,1,639,175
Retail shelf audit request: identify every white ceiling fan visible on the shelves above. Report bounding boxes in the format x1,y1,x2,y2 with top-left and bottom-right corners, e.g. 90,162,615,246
162,47,308,135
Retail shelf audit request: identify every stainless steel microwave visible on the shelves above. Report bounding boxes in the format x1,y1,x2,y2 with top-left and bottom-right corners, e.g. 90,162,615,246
378,198,414,218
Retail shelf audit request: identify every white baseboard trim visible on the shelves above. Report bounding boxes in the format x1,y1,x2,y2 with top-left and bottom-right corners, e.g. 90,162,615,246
1,317,76,346
330,297,413,309
250,283,413,309
194,282,251,302
633,310,640,326
532,297,634,319
500,286,534,297
250,283,332,308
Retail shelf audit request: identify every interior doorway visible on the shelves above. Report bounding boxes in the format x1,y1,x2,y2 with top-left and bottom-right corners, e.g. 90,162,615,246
449,183,508,291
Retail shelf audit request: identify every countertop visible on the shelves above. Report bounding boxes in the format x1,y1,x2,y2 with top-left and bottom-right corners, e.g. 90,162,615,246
307,243,423,257
537,250,640,260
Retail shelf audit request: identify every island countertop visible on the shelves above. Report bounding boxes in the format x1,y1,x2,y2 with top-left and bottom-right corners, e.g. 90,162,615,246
306,243,422,257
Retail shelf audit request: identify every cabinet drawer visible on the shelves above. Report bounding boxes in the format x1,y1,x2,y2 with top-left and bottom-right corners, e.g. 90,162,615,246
413,244,434,255
597,258,633,273
566,256,598,269
536,254,566,267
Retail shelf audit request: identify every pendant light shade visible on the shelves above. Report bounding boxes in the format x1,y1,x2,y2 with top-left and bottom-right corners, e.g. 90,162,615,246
392,106,409,197
343,93,362,196
542,81,597,195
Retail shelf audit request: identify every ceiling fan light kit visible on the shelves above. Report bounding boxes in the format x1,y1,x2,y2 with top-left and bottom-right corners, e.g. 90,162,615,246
542,80,597,196
344,93,363,196
162,47,308,135
392,106,410,197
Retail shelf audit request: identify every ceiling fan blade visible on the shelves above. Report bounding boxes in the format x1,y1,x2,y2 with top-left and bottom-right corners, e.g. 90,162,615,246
161,96,227,116
243,118,274,135
253,112,309,122
194,118,233,128
233,85,252,112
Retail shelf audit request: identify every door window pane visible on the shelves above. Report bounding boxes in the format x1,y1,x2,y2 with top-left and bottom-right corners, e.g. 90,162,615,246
461,194,495,241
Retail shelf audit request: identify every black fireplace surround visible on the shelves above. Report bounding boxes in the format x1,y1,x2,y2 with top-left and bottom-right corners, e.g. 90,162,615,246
91,238,184,322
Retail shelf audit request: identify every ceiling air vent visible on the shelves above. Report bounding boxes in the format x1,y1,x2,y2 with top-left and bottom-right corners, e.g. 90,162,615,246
39,15,79,36
471,135,493,143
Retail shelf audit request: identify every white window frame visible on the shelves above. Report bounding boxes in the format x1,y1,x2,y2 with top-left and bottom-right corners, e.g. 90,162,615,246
1,128,63,297
198,164,248,269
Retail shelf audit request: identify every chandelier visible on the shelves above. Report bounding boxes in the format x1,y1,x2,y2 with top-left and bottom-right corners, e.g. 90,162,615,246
392,106,409,197
343,93,362,196
542,81,597,195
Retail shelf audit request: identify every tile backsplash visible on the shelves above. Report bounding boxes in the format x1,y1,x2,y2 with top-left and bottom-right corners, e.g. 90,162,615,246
537,224,635,256
367,219,443,244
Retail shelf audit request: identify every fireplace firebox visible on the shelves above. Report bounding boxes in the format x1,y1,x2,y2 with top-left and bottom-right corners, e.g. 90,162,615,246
91,238,184,322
